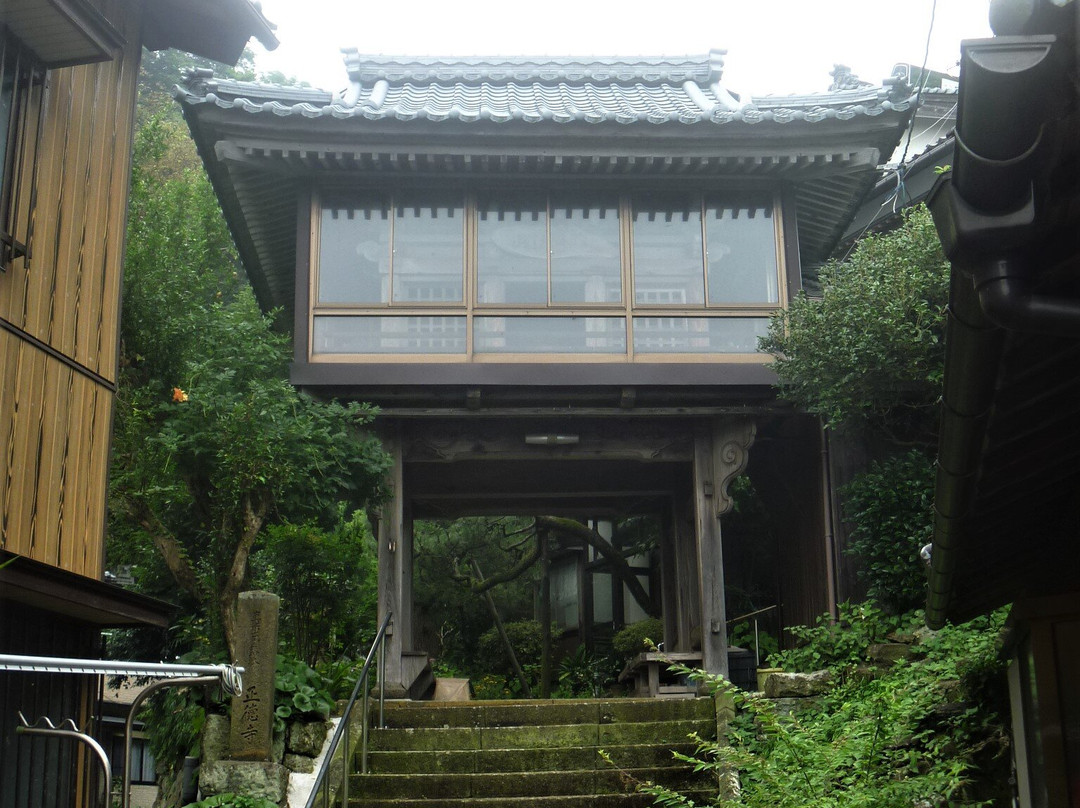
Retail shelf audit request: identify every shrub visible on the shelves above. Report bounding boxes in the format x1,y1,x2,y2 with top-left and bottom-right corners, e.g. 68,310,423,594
182,795,277,808
476,620,558,676
768,601,919,671
274,655,333,733
612,618,665,658
842,450,935,613
555,645,618,697
633,605,1010,808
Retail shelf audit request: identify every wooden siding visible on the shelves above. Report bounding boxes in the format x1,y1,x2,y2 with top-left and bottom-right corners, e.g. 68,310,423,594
0,329,114,574
0,2,141,577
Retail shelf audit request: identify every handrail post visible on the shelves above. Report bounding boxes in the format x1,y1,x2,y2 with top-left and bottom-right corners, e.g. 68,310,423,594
342,708,350,807
361,682,371,774
378,633,386,728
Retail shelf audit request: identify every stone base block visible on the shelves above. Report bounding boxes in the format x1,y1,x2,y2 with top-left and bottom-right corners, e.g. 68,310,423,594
199,760,288,804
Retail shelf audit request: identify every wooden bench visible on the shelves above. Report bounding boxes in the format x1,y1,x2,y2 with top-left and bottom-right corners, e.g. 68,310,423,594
618,652,703,699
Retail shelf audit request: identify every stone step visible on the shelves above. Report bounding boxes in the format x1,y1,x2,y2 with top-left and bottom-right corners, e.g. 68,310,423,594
365,742,701,774
352,766,710,800
368,718,714,753
378,697,714,729
348,792,716,808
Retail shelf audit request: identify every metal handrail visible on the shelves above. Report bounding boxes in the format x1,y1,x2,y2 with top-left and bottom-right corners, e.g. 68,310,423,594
726,604,779,667
304,611,392,808
16,713,112,808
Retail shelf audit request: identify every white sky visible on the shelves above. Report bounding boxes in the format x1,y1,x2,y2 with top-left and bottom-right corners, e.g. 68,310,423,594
251,0,993,96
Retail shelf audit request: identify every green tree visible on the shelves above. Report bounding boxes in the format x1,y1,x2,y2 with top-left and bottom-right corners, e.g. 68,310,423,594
254,513,378,666
761,205,949,446
109,105,388,661
760,206,949,609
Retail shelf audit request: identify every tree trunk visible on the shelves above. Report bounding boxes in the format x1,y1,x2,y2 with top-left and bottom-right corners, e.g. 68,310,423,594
219,493,269,659
535,516,660,618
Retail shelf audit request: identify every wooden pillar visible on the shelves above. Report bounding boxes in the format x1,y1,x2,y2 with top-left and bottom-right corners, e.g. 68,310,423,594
672,493,699,653
692,418,755,678
377,430,409,694
659,500,679,652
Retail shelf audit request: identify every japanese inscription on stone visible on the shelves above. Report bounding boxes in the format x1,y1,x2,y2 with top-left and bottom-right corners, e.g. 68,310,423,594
229,591,279,760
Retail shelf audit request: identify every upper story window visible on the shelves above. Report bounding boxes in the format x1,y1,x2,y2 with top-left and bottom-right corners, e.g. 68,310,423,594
477,192,623,305
1,30,43,270
311,185,784,360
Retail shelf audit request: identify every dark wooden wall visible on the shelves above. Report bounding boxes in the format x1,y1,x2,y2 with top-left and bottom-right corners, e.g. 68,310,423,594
749,416,833,636
0,0,142,578
0,601,100,808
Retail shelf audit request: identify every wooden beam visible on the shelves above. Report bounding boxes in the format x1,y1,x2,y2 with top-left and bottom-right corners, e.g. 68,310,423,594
402,428,693,463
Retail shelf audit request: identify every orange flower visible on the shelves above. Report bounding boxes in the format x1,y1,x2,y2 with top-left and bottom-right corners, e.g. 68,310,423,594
172,387,189,403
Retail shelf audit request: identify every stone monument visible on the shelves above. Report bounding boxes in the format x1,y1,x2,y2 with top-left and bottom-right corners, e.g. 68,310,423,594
229,591,279,760
200,591,289,804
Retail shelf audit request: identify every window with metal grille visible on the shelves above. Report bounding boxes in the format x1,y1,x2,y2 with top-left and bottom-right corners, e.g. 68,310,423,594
1,29,44,270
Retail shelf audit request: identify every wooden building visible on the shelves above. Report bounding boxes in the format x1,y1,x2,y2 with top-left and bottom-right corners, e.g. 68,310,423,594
926,1,1080,805
0,3,275,805
177,50,916,695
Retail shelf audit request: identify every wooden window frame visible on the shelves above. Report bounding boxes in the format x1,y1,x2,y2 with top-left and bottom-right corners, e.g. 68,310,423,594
1,28,44,271
308,182,786,363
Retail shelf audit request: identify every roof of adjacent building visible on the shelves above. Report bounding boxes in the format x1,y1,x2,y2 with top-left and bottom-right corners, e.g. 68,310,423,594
176,50,916,321
178,48,915,127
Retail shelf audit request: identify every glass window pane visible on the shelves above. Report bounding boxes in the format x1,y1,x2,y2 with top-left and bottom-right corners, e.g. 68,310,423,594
632,317,769,353
624,576,651,625
477,192,548,304
550,560,580,631
706,194,779,304
392,191,464,303
318,194,390,304
313,315,466,354
475,317,626,353
1,51,14,196
632,194,705,306
550,195,622,303
592,571,613,624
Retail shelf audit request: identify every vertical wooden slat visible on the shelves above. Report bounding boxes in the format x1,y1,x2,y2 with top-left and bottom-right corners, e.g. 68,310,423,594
83,383,111,575
68,61,102,371
6,344,40,559
49,64,93,357
96,35,140,382
58,369,88,573
37,357,67,566
0,331,21,549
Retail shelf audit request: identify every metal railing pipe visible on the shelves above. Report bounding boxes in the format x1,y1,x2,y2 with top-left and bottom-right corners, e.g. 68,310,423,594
304,611,392,808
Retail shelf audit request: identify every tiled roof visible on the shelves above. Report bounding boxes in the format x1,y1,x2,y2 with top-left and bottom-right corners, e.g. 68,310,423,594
177,49,916,127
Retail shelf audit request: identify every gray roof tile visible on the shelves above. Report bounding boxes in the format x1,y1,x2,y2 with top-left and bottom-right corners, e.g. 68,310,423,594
177,50,914,127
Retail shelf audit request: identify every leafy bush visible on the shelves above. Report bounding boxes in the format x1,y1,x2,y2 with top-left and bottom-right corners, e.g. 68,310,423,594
612,618,665,658
140,685,205,786
255,511,378,667
315,655,365,701
182,795,277,808
635,605,1010,808
760,205,949,441
768,601,919,671
555,645,618,698
274,655,333,733
728,621,779,663
476,620,557,676
842,450,935,613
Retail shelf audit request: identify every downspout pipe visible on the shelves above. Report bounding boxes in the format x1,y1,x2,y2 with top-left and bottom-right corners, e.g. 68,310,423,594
974,257,1080,336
